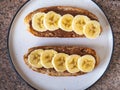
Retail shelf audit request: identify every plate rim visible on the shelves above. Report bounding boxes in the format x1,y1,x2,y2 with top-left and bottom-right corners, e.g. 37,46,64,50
7,0,114,90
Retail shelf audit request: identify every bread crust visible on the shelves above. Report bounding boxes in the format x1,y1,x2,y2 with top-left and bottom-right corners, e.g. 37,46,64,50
24,6,99,37
24,46,99,76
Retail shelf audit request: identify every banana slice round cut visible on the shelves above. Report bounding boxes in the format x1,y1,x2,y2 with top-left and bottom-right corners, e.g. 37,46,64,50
66,55,80,73
41,50,57,68
28,49,43,68
59,14,73,32
52,53,68,72
44,11,61,31
32,12,46,32
78,55,96,72
72,15,90,35
83,20,101,39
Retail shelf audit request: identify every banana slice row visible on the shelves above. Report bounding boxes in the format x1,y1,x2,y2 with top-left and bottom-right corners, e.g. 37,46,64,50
32,11,101,39
28,49,96,73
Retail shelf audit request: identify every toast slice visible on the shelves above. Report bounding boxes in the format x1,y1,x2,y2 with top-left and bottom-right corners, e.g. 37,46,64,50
24,6,100,37
24,46,99,76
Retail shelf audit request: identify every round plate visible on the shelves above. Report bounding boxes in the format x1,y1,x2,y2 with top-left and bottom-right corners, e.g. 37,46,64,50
8,0,113,90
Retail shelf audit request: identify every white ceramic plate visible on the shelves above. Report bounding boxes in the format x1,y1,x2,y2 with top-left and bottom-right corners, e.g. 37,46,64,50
8,0,113,90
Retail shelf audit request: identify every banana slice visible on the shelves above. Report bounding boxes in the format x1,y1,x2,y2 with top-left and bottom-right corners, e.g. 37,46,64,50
41,50,57,68
83,20,101,39
32,12,46,32
72,15,90,35
52,53,68,72
59,14,73,32
78,55,96,72
28,49,43,68
44,11,61,31
66,55,80,73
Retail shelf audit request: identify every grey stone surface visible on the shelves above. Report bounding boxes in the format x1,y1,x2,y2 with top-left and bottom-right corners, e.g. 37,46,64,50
0,0,120,90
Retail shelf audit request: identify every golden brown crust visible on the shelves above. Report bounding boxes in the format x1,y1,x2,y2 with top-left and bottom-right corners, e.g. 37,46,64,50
24,6,100,37
24,46,99,76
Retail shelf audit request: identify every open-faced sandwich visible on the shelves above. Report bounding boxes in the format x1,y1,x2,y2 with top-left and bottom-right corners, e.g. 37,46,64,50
24,6,102,39
24,46,99,76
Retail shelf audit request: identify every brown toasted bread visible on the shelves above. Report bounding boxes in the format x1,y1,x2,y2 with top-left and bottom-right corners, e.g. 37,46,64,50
24,46,99,76
24,6,100,37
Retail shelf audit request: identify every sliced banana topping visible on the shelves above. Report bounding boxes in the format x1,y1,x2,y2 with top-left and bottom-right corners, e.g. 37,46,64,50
41,50,57,68
66,55,80,73
78,55,96,72
83,20,101,39
28,49,43,68
44,11,61,31
59,14,73,32
31,11,101,39
28,49,97,73
72,15,90,35
52,53,68,72
32,12,46,32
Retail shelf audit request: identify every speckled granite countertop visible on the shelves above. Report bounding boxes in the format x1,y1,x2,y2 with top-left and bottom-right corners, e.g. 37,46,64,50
0,0,120,90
